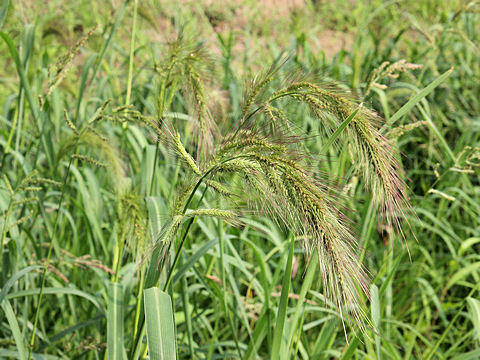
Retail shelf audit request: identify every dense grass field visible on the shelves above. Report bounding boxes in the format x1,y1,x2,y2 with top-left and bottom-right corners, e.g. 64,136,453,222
1,0,480,359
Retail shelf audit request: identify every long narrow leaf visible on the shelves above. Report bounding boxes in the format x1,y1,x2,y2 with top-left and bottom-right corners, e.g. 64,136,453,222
107,282,124,360
387,67,453,126
0,265,42,305
0,0,9,28
271,239,295,359
144,287,176,360
1,299,27,360
320,107,360,155
466,297,480,342
370,284,381,360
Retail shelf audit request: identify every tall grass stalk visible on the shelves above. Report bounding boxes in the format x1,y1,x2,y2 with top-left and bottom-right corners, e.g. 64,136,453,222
27,148,77,359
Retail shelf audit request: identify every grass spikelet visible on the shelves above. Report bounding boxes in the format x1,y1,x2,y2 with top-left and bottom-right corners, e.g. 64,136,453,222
159,215,184,244
56,121,126,193
173,182,197,216
7,213,32,231
3,175,14,195
205,180,233,197
185,208,238,222
87,99,111,124
13,196,39,206
365,59,423,96
72,154,106,168
155,32,217,156
241,58,285,118
427,189,456,201
118,192,148,258
156,123,202,176
172,131,202,176
64,109,79,135
19,170,39,188
151,58,414,333
18,186,42,192
45,25,98,99
387,121,427,139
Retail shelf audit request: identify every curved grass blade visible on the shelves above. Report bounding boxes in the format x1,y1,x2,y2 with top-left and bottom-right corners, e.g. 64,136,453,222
1,299,27,360
0,265,42,305
6,287,104,312
466,297,480,342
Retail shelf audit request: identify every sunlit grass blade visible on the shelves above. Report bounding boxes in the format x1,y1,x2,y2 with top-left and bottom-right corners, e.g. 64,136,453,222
271,238,295,359
1,299,27,360
387,67,453,126
466,297,480,343
320,106,360,155
107,282,125,360
370,284,381,360
144,287,176,360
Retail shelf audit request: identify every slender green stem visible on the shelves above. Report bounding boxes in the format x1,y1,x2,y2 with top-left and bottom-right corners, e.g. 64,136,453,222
271,236,295,358
163,217,195,291
180,259,194,357
111,0,139,287
28,146,78,359
113,236,125,283
163,185,209,291
125,0,138,107
132,265,145,340
0,199,12,256
218,221,243,358
287,253,318,354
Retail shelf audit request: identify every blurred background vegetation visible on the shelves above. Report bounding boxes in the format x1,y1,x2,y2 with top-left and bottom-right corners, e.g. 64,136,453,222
1,0,479,359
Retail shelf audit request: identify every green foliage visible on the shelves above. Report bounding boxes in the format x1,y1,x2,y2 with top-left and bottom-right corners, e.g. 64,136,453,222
0,0,479,359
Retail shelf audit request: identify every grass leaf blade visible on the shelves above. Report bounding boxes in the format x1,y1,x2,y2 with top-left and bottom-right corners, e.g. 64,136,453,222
144,287,176,360
1,299,27,360
271,238,295,359
107,282,124,360
466,297,480,342
387,67,453,126
320,107,360,155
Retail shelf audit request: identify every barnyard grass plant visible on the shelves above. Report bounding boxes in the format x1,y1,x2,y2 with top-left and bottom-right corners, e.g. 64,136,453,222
143,48,413,335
